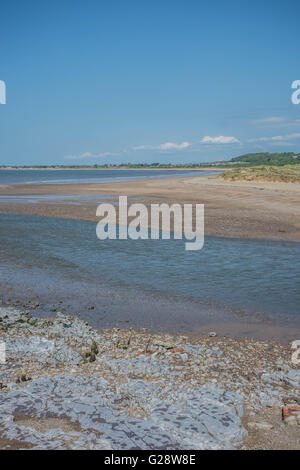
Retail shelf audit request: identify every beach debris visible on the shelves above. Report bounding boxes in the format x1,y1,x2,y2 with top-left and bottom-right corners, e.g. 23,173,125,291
116,335,132,350
16,374,31,384
85,340,99,362
135,349,158,357
282,405,300,425
134,336,158,357
170,347,185,354
208,332,217,337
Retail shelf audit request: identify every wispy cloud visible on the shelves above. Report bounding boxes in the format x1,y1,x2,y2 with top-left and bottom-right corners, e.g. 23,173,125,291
65,151,119,160
252,117,286,125
251,117,300,128
132,141,191,151
248,133,300,143
66,136,243,160
201,135,240,144
268,142,295,147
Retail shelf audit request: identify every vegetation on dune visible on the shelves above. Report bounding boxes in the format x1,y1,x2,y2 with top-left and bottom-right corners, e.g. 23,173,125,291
219,164,300,183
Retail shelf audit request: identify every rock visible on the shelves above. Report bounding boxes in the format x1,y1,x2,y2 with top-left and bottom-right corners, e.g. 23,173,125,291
247,422,273,431
1,304,299,449
153,341,173,349
208,332,217,337
179,353,188,361
0,375,247,450
2,336,83,365
284,370,300,388
284,416,297,426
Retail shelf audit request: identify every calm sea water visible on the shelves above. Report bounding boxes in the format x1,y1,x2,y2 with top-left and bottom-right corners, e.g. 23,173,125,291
0,169,218,185
0,213,299,338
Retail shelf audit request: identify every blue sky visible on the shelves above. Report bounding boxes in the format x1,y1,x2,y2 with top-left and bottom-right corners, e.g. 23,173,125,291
0,0,300,165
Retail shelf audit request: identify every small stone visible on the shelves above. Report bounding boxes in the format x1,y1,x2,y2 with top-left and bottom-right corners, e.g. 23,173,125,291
284,416,297,426
248,422,273,431
179,353,189,361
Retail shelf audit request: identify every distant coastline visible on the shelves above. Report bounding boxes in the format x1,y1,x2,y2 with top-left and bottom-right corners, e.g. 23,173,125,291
1,151,299,170
0,166,225,171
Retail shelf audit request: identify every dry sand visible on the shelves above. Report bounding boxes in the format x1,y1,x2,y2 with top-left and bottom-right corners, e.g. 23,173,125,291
0,174,300,241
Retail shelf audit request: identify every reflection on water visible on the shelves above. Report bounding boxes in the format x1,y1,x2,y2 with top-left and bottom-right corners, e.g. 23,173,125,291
0,194,119,204
0,213,299,330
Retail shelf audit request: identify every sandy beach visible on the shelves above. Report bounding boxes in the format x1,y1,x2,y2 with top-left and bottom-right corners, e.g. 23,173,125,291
0,174,300,242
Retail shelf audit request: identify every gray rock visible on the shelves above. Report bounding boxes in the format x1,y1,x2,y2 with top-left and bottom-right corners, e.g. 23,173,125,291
0,375,247,450
284,370,300,388
2,336,82,365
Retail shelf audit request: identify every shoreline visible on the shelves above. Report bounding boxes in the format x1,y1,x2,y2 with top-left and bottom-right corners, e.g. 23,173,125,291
0,174,300,242
0,166,226,171
1,266,299,345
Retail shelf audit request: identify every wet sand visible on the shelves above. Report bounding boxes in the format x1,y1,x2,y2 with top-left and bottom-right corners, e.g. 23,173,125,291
2,276,299,344
1,174,299,344
0,174,300,241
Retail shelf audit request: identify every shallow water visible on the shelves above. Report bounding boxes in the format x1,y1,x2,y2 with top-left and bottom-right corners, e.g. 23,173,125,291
0,194,119,204
0,169,218,185
0,213,299,340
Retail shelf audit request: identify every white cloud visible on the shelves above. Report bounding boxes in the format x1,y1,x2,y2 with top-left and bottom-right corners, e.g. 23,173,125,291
133,141,191,151
201,135,240,144
248,133,300,143
65,152,118,160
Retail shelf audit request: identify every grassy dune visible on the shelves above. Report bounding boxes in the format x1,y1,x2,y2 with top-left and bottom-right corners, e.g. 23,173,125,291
219,164,300,183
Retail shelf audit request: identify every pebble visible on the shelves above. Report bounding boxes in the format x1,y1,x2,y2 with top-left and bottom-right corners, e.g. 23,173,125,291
247,422,273,431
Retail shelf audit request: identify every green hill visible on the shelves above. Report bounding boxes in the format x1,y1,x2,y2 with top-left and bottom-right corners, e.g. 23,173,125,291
230,152,300,166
